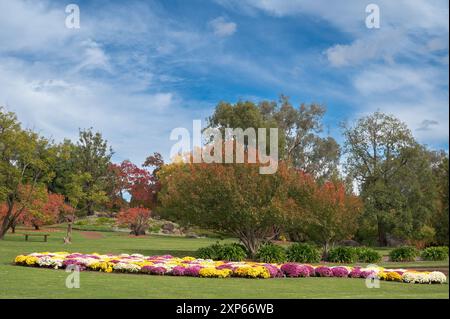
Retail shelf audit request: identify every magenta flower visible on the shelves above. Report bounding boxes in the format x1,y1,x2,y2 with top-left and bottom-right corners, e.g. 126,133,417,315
62,259,87,271
315,266,333,277
332,267,349,277
349,267,362,278
304,265,315,277
263,264,284,278
360,270,376,278
184,265,203,277
171,266,186,276
280,263,310,278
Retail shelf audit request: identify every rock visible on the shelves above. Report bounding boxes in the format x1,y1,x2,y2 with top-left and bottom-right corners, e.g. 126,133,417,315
162,222,175,232
386,234,407,247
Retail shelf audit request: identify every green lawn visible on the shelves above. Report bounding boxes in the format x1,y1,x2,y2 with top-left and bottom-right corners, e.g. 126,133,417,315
0,229,448,299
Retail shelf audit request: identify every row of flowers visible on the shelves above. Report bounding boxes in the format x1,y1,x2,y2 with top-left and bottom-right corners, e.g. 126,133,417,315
14,252,447,284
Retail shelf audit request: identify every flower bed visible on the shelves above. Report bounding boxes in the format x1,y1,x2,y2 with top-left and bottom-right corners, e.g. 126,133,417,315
14,252,447,284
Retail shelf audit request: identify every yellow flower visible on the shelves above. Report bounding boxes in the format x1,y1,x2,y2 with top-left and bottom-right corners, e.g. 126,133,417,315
14,255,27,264
25,256,39,265
379,271,402,282
234,266,270,279
182,256,196,262
199,267,232,278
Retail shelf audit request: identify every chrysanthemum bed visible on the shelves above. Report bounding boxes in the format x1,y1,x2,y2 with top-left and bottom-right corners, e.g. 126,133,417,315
14,252,447,284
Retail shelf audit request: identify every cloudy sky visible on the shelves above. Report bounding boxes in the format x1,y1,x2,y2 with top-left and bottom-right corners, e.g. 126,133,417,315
0,0,448,164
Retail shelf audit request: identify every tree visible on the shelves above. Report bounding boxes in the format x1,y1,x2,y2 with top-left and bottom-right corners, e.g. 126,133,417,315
117,207,151,236
108,158,161,210
260,96,340,180
206,100,285,157
73,128,112,215
207,97,340,180
0,108,55,239
158,160,288,257
47,139,78,196
431,153,449,245
342,111,436,246
21,191,71,230
306,181,362,253
62,173,85,244
143,152,164,210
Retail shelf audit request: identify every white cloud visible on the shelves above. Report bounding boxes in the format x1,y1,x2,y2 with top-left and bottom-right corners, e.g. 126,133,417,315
351,64,448,145
74,40,111,72
325,29,411,67
0,57,211,164
209,17,237,37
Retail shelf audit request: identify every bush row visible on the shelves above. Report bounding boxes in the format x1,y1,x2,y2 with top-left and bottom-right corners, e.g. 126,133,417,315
388,246,449,262
196,243,449,263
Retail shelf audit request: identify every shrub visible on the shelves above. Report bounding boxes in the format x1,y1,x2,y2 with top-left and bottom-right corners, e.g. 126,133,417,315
95,217,113,225
354,247,382,263
195,243,248,261
286,243,321,263
219,243,248,261
389,246,418,262
196,243,223,260
327,247,357,263
255,243,286,263
421,246,449,261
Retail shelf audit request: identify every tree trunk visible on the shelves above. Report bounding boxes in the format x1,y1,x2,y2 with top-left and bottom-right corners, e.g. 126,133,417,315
64,217,73,244
377,219,387,246
34,225,40,230
87,201,95,216
322,240,331,260
239,233,261,258
11,225,15,233
0,206,13,239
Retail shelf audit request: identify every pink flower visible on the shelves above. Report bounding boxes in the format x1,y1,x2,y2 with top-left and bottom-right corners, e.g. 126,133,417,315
184,265,203,277
315,266,333,277
349,267,362,278
171,266,186,276
280,263,310,277
264,264,284,278
332,267,349,277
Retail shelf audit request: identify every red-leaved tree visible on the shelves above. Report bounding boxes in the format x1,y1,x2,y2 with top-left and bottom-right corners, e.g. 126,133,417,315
117,207,151,236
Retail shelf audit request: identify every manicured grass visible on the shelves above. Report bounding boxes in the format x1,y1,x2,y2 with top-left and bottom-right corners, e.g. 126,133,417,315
0,228,448,299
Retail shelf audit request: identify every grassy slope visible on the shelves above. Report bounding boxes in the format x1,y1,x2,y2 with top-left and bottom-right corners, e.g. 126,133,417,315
0,229,448,299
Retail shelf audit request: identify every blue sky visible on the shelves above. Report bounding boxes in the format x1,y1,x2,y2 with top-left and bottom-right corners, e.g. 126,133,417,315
0,0,448,165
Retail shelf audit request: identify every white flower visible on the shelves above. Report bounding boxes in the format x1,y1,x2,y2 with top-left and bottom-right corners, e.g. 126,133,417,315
429,271,447,284
113,262,140,272
402,271,431,284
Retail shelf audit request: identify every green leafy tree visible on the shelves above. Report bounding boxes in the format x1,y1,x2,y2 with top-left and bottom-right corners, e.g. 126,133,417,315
343,112,438,246
72,128,112,215
431,153,449,245
0,108,55,239
260,96,340,181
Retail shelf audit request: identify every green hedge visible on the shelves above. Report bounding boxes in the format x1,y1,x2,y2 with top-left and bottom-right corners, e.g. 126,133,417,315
286,243,321,263
389,246,418,262
255,243,287,263
196,242,248,261
421,246,449,261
